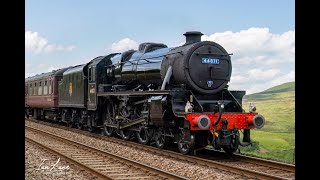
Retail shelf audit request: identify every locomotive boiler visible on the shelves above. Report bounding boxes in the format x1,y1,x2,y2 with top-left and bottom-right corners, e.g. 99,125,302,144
106,31,231,95
25,31,265,155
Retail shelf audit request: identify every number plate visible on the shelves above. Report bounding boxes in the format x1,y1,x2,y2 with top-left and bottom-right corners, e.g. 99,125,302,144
201,58,219,64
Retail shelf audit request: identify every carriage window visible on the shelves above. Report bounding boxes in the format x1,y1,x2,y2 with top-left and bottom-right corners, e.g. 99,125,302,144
38,81,42,95
29,83,32,95
44,80,48,95
49,80,51,94
34,82,37,95
49,80,52,94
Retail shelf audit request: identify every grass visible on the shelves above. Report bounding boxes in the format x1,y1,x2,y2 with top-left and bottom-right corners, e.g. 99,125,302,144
239,81,295,163
239,131,295,163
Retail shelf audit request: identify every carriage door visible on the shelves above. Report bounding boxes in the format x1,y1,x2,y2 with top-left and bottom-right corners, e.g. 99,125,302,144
88,66,97,110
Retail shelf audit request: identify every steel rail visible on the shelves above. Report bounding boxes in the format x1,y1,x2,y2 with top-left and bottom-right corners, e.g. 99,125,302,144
26,125,189,180
26,119,295,179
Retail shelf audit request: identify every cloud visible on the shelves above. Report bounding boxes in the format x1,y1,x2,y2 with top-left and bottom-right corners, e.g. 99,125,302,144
247,68,281,80
25,62,58,78
230,68,280,85
25,31,75,54
199,27,294,94
111,38,139,52
202,27,295,66
270,70,295,86
229,69,294,94
25,27,294,95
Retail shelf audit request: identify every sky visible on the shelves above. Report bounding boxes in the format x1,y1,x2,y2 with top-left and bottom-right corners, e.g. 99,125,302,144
25,0,295,94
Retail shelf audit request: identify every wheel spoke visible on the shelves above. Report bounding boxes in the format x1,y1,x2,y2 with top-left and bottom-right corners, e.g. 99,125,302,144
160,136,164,144
178,131,194,154
144,130,148,140
103,102,115,137
155,129,167,149
137,126,150,144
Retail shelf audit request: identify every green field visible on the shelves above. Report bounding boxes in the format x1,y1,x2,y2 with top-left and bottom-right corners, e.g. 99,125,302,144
239,81,295,163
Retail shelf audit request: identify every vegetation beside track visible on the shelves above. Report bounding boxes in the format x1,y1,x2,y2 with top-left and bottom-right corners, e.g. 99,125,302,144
240,81,295,163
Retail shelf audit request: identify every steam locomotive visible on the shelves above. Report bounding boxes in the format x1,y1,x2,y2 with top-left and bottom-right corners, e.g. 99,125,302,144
25,31,265,154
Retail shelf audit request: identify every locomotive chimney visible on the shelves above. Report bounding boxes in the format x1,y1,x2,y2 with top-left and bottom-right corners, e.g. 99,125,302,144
184,31,203,45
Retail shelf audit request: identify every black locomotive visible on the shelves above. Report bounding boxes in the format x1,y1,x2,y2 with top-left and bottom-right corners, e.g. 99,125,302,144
25,31,265,154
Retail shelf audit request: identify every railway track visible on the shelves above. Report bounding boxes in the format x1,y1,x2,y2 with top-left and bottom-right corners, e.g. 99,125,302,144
25,125,188,180
26,118,295,179
199,150,295,179
230,153,294,173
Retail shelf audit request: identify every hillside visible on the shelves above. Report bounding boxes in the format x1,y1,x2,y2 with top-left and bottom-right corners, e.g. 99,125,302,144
240,81,295,162
244,81,295,100
243,81,295,132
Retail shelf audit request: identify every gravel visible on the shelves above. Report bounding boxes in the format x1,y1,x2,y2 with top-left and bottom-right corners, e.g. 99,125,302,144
25,140,102,180
26,120,249,180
